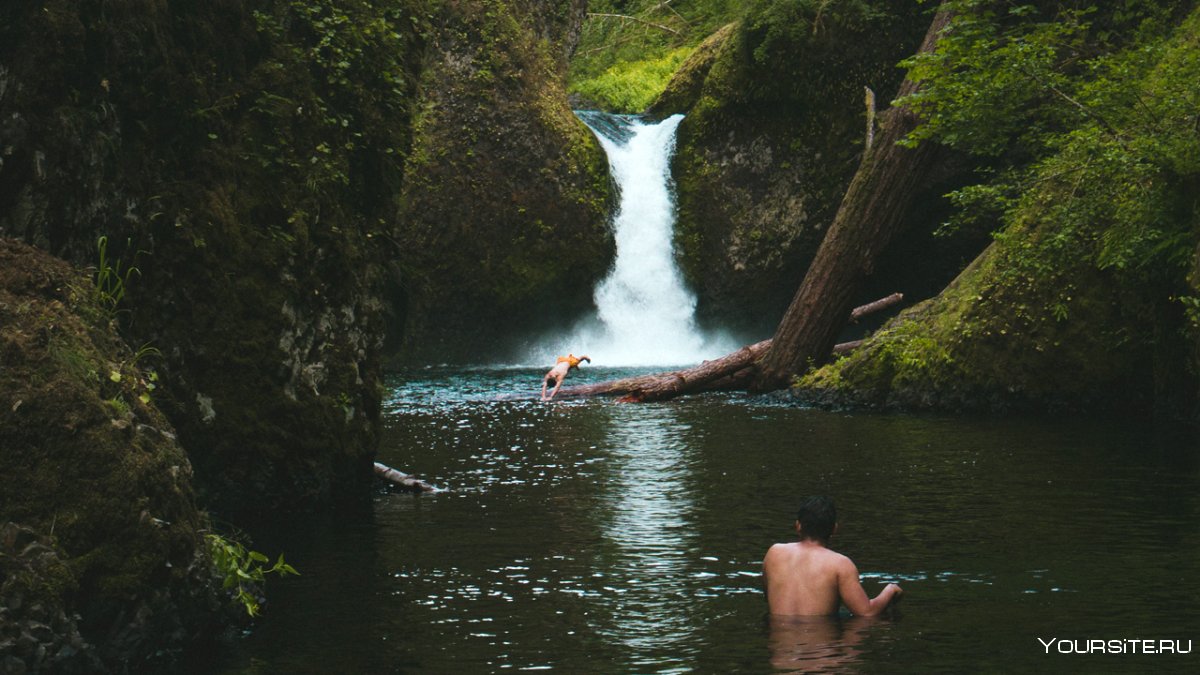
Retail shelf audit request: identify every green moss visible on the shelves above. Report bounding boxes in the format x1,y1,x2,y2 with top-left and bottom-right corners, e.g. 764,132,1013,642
656,3,932,333
570,47,695,113
796,205,1166,413
797,5,1199,416
1,240,219,667
392,0,615,361
569,1,746,104
648,23,738,116
2,0,433,510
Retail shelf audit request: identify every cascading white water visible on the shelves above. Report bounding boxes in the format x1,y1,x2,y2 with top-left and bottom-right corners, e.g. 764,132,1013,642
531,112,733,367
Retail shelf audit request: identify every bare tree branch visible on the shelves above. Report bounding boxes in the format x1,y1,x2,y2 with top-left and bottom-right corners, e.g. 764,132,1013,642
587,12,681,36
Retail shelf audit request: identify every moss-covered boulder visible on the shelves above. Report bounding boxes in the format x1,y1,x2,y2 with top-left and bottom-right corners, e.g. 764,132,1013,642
796,210,1197,417
0,239,221,672
394,0,614,360
793,242,1146,413
650,2,935,335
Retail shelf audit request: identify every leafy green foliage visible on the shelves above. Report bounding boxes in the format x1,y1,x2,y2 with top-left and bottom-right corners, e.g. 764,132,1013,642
206,533,299,617
570,0,927,111
900,0,1199,290
570,1,745,110
246,0,425,197
899,1,1094,156
795,2,1200,413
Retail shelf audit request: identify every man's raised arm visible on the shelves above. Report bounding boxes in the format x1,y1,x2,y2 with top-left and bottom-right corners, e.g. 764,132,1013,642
837,558,903,617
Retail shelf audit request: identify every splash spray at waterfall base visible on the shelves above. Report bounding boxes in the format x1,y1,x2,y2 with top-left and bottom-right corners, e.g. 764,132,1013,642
526,112,735,368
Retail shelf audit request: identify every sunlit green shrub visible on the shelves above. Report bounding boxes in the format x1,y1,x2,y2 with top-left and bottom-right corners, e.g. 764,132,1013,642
570,47,694,112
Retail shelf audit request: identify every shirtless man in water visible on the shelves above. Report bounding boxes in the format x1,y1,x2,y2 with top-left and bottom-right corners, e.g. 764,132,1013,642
541,353,590,400
763,496,903,616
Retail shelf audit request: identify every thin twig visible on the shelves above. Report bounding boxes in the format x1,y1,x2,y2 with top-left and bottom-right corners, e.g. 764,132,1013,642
587,12,681,35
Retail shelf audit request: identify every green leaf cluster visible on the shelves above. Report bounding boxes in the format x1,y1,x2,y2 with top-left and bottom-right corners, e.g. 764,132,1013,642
206,533,299,617
245,0,426,195
900,0,1199,296
570,47,694,112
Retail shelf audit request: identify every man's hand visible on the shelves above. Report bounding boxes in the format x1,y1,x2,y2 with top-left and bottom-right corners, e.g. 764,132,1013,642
884,583,904,608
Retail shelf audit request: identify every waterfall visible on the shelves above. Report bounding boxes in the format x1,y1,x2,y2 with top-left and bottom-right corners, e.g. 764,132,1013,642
530,111,733,368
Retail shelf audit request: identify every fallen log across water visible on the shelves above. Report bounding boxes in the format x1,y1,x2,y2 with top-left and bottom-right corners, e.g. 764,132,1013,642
552,293,903,402
373,462,437,492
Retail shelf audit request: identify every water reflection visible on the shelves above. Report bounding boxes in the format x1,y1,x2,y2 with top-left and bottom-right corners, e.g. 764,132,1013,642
201,370,1200,674
768,615,876,673
590,404,699,670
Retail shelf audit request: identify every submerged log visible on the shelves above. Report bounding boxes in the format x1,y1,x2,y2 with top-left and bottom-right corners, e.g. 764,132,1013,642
553,293,902,402
373,462,436,493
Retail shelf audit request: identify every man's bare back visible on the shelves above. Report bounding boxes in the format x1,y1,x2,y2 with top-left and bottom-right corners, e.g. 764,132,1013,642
762,497,902,617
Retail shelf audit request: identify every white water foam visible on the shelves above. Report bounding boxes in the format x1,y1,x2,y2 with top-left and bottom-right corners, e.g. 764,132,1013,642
524,112,735,368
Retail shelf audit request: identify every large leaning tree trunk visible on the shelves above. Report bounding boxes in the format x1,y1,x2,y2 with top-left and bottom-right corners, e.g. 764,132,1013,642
753,5,953,390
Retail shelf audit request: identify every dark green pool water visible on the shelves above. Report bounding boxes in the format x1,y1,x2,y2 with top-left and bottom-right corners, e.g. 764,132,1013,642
199,367,1200,673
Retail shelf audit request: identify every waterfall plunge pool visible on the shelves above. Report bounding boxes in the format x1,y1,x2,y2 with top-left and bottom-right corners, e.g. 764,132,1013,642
195,366,1200,673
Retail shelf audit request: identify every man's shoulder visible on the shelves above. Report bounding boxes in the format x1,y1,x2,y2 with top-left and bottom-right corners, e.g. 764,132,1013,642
800,545,853,568
764,542,790,557
766,541,807,553
825,549,858,574
764,541,802,563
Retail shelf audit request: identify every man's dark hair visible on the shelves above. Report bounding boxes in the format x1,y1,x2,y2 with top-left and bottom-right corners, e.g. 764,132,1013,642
796,496,837,542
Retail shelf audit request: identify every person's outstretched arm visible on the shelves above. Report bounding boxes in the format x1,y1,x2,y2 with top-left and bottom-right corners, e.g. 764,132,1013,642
837,558,903,617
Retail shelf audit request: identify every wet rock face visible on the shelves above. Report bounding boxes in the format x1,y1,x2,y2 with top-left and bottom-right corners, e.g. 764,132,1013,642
652,5,932,336
0,526,91,672
1,524,100,674
672,106,848,336
0,240,221,673
392,0,614,361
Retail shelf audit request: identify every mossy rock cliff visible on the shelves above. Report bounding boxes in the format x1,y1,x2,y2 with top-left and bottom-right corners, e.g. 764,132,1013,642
0,0,610,498
0,240,221,672
0,0,426,512
394,0,614,361
649,2,936,336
